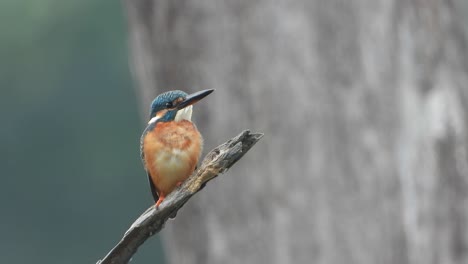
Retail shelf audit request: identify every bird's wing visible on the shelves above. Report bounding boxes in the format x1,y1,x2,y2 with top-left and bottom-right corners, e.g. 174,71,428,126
140,126,158,202
147,172,159,202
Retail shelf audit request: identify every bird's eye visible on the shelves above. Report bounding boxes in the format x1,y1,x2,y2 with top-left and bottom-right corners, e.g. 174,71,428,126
165,102,173,108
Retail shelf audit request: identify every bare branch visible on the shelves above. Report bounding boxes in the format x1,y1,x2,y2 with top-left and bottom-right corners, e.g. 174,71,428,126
97,130,263,264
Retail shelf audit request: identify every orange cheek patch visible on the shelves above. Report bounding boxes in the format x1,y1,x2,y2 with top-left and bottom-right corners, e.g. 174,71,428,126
174,97,184,106
148,109,168,124
156,109,168,120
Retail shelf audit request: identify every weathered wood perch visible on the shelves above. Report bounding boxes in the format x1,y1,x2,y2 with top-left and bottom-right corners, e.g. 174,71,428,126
97,130,263,264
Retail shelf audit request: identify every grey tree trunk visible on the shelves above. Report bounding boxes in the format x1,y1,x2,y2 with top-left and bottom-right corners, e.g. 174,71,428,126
125,1,468,263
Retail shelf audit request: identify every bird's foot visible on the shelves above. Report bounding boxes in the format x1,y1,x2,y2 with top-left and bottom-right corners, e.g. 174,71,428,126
176,181,183,187
155,196,165,209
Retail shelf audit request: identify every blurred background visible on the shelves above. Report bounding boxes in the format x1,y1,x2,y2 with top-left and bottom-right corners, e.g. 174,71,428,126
2,1,468,264
0,1,164,263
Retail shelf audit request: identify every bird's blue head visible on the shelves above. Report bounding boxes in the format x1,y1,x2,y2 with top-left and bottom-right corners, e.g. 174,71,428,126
148,89,214,123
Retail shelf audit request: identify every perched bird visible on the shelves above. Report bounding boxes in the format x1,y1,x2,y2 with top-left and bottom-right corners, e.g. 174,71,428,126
140,89,213,208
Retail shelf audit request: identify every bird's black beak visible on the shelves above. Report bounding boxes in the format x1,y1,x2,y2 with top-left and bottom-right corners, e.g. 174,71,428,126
177,89,214,110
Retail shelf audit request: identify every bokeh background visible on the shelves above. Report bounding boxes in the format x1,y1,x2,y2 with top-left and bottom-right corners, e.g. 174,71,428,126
2,1,468,264
0,1,164,263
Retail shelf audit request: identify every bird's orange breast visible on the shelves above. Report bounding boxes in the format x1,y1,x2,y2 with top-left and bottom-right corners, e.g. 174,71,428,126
143,120,202,196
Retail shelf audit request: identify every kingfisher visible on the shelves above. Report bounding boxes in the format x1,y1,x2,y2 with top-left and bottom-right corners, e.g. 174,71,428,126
140,89,214,208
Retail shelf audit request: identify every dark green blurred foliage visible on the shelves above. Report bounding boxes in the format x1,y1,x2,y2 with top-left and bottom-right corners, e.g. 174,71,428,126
0,1,164,263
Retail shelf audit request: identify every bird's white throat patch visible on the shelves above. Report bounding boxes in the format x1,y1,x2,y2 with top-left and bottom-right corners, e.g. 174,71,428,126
174,105,193,122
